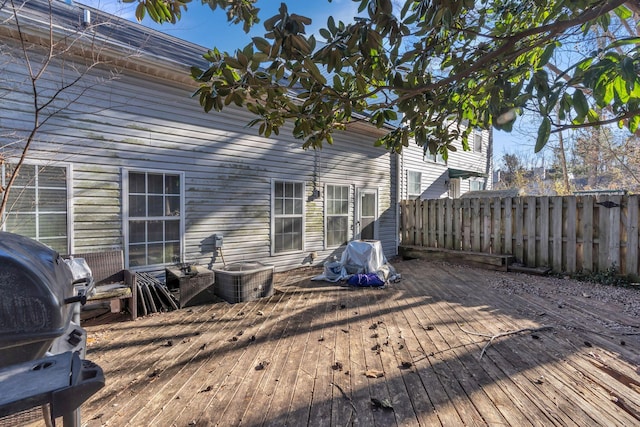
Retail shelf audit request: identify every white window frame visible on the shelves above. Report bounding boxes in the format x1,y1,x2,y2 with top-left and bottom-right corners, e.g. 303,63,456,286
123,168,185,269
324,183,351,249
407,170,422,198
271,179,306,255
1,162,72,253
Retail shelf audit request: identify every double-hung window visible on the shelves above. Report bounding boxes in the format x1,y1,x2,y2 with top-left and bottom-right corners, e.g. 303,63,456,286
272,180,304,254
126,170,183,267
470,179,485,191
473,130,483,153
325,184,349,247
407,170,422,197
1,164,69,253
425,151,446,164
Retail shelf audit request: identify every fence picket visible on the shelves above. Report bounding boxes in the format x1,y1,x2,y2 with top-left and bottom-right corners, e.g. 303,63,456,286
538,197,550,267
566,196,577,272
526,196,537,267
492,197,502,254
504,198,513,254
626,195,639,276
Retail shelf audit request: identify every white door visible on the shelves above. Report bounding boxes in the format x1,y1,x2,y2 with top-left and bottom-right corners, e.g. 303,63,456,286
355,188,378,240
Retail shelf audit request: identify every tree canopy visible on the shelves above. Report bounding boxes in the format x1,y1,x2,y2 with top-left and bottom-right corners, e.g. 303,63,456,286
132,0,640,156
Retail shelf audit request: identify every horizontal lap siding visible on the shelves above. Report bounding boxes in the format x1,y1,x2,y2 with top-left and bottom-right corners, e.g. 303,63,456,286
401,144,449,200
1,50,397,271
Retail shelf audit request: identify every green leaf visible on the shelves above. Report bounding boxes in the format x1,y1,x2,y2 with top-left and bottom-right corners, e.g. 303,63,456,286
630,115,640,133
535,117,550,153
614,77,631,102
614,5,632,20
304,58,327,85
620,58,636,83
604,37,640,50
538,43,555,68
573,90,589,118
319,28,331,40
252,37,271,54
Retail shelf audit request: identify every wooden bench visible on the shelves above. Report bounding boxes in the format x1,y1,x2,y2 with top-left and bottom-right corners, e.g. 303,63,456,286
67,251,138,321
399,245,515,271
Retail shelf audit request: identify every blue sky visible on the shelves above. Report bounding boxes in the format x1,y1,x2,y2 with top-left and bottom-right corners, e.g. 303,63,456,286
79,0,519,158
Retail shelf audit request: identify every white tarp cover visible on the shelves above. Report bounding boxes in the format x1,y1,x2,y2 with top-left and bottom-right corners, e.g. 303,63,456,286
340,240,386,274
313,240,399,283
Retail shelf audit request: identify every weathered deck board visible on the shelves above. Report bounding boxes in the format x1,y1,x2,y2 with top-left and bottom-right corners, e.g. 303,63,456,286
39,259,640,427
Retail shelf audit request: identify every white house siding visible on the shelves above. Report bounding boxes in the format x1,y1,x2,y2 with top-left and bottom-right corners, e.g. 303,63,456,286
0,39,398,271
399,128,493,201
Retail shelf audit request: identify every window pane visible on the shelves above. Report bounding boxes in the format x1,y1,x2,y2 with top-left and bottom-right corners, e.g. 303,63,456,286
147,243,164,265
275,234,284,253
284,199,293,215
148,195,164,216
129,195,146,217
129,173,146,193
362,193,375,217
5,213,36,237
39,189,67,211
166,175,180,194
148,221,164,242
39,214,66,238
148,174,164,194
275,182,283,198
129,244,146,267
7,188,36,211
130,221,146,243
166,220,180,241
41,237,67,254
165,196,180,216
294,199,303,215
327,216,348,247
474,132,482,152
12,166,36,187
166,242,180,264
38,166,66,187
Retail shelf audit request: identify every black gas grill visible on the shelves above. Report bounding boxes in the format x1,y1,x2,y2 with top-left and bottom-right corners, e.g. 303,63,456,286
0,232,104,426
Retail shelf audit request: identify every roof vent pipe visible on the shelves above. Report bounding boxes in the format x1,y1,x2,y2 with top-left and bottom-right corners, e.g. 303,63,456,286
82,9,91,26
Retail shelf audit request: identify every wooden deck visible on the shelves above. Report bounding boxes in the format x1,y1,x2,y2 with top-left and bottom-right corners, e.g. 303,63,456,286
75,259,640,426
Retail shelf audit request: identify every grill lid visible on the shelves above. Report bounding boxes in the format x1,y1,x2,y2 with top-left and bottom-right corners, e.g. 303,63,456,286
0,232,74,368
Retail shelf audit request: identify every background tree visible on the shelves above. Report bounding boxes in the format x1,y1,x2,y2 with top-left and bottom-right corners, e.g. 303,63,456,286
133,0,640,157
0,0,123,225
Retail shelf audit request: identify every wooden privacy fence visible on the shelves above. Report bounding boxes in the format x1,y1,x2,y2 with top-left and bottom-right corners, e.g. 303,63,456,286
400,195,640,277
